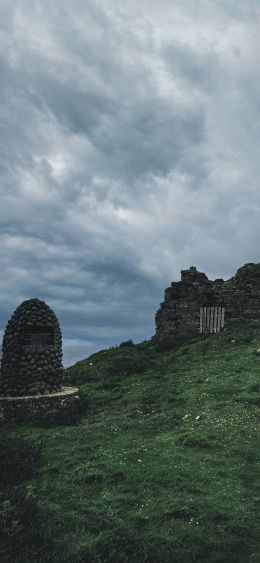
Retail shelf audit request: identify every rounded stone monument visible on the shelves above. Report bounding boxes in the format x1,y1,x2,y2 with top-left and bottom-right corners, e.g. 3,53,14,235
0,298,79,422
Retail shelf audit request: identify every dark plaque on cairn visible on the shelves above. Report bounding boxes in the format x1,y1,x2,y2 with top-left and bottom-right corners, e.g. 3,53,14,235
0,298,63,396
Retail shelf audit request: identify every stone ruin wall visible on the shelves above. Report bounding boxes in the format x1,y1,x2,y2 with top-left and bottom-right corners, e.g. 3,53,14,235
155,262,260,342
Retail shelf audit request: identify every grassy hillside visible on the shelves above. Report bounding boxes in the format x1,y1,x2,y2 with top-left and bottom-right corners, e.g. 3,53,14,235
0,322,260,562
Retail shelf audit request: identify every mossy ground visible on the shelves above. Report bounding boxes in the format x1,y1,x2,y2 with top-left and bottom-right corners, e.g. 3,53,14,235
0,321,260,562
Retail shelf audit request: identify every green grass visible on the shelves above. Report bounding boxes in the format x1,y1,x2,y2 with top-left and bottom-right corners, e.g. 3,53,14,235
1,321,260,562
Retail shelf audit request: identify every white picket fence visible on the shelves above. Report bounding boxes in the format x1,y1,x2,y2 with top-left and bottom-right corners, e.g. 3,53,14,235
200,306,225,334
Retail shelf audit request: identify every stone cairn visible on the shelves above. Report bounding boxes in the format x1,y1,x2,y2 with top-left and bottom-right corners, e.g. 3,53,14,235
0,298,63,396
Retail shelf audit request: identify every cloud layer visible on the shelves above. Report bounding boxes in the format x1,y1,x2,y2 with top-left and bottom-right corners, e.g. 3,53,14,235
1,1,260,364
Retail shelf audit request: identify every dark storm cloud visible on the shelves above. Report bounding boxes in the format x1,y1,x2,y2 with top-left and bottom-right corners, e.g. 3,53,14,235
1,0,260,364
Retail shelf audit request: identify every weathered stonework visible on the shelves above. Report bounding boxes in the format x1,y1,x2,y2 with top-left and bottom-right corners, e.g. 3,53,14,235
0,387,80,423
155,263,260,342
0,298,63,396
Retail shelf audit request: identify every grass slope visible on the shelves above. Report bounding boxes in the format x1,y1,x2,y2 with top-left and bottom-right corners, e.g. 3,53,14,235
0,322,260,562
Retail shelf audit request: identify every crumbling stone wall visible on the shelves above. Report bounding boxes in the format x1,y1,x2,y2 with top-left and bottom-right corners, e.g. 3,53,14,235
155,263,260,342
0,298,63,396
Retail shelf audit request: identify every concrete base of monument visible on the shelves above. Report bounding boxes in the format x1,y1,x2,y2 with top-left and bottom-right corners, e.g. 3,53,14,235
0,386,80,423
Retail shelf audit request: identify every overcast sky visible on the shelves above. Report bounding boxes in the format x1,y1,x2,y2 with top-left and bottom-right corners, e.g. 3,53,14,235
1,0,260,365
